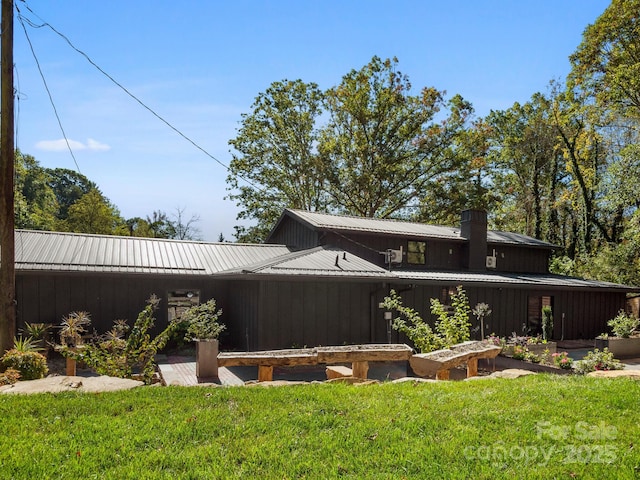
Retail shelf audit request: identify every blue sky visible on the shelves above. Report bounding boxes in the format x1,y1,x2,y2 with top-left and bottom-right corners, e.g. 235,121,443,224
13,0,610,241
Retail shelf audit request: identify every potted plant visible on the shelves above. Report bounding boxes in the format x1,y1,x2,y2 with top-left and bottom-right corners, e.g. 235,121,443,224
182,299,225,379
58,311,91,375
602,311,640,358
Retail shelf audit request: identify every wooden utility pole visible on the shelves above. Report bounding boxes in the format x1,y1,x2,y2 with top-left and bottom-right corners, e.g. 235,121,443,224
0,0,15,354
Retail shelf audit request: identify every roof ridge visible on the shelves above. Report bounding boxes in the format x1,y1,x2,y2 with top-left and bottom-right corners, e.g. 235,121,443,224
15,229,287,248
286,208,456,229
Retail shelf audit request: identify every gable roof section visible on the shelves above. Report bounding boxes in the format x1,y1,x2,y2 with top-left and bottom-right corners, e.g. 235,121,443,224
14,230,291,275
223,246,394,279
271,209,556,248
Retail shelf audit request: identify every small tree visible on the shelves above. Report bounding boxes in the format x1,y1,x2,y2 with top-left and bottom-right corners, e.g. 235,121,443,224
472,302,492,340
381,285,472,353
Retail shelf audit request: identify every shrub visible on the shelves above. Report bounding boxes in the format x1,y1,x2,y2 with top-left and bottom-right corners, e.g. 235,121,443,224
59,295,182,384
607,310,639,338
1,338,48,380
182,299,225,341
551,351,573,369
0,368,21,385
574,348,624,375
512,345,527,360
381,286,471,353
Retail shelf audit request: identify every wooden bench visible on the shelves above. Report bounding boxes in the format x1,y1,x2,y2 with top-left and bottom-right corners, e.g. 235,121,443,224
217,344,413,382
409,341,502,380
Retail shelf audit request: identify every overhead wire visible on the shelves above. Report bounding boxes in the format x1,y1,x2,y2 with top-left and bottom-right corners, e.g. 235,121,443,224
16,1,260,190
16,9,82,173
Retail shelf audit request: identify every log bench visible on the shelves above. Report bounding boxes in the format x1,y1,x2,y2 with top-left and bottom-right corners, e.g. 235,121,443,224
217,344,413,382
409,341,502,380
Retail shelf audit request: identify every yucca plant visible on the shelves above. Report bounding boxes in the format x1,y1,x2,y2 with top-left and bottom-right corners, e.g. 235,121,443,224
21,322,53,357
59,311,91,347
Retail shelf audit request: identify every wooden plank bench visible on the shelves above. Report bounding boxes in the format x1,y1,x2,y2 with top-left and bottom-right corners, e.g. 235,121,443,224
409,341,502,380
217,344,413,382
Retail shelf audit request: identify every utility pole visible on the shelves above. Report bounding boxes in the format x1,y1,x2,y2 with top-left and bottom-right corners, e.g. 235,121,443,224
0,0,15,354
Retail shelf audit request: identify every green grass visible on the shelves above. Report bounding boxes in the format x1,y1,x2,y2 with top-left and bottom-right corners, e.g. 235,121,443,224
1,375,639,479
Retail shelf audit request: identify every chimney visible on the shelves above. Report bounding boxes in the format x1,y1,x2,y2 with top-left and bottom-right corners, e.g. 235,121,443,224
460,209,487,271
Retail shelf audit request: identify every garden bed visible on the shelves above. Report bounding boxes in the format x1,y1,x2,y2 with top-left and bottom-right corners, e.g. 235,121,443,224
490,355,573,375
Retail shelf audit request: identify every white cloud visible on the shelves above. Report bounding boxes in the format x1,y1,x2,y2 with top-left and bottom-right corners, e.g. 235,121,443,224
85,138,111,151
35,138,111,152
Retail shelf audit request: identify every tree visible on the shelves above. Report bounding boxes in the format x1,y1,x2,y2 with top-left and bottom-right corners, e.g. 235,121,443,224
62,189,125,235
486,93,565,243
171,207,201,241
227,79,327,242
144,210,176,239
46,168,97,221
569,0,640,120
415,118,496,225
14,151,58,230
319,56,473,218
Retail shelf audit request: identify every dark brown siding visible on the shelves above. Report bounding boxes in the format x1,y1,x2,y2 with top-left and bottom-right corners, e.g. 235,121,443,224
488,245,550,274
267,217,319,249
16,272,229,340
252,279,385,350
320,231,465,271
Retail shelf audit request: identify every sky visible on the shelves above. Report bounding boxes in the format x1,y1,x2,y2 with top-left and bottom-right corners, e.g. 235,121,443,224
12,0,611,241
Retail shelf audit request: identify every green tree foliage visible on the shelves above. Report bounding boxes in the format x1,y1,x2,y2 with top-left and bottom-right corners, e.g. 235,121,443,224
319,56,473,218
487,93,565,243
569,0,640,120
227,79,327,242
415,118,496,225
46,168,97,221
227,57,473,241
14,151,58,230
62,189,126,235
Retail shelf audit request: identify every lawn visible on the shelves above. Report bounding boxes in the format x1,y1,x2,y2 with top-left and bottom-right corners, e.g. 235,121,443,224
1,375,639,479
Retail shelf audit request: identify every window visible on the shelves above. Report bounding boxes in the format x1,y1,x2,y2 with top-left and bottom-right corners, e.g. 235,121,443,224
527,295,553,335
167,290,200,322
407,241,426,264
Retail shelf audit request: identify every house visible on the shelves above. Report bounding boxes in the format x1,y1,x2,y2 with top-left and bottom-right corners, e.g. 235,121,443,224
12,209,636,351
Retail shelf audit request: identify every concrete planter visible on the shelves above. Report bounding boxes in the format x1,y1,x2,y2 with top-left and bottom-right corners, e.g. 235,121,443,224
195,339,219,379
601,337,640,359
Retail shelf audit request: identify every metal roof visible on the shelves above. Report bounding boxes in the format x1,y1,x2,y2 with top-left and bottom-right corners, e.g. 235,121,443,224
228,246,394,279
394,270,637,292
282,209,556,248
14,230,291,275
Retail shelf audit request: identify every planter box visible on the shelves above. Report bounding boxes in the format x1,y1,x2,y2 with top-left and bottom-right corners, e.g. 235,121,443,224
196,339,219,379
602,337,640,359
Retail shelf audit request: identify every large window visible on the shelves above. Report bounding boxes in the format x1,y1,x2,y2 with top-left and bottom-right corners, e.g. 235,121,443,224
407,241,426,264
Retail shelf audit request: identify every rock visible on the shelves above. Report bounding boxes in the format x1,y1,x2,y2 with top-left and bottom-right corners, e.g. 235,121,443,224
245,380,309,387
488,369,537,379
391,377,437,384
587,370,640,379
0,375,144,395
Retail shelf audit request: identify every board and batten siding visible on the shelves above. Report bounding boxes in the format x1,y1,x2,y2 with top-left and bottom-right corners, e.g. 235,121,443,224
252,279,386,351
16,272,229,339
266,216,319,249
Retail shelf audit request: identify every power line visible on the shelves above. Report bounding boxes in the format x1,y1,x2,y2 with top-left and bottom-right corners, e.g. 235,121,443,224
16,10,81,172
16,1,260,190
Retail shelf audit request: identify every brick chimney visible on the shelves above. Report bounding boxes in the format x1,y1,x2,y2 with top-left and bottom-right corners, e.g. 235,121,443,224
460,209,487,271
